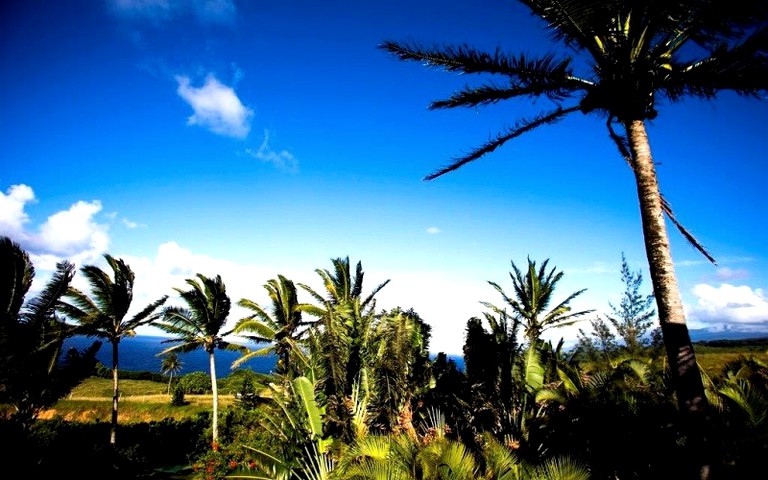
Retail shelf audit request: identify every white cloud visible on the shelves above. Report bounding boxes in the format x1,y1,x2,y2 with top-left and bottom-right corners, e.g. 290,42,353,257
34,201,109,258
686,283,768,330
123,242,308,338
0,184,117,270
122,218,144,229
715,267,749,281
109,0,236,24
0,184,35,241
426,227,441,235
176,74,253,138
245,130,299,173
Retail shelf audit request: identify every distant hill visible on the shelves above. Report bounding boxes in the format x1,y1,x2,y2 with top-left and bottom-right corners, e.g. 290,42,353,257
689,328,768,344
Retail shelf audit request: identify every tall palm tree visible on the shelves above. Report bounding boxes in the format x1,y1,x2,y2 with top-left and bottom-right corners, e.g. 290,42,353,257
484,257,593,344
234,274,310,377
154,273,245,449
380,2,767,465
160,352,184,395
60,254,167,448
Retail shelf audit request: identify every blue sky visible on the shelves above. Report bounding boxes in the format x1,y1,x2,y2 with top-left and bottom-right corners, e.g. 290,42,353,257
2,0,767,355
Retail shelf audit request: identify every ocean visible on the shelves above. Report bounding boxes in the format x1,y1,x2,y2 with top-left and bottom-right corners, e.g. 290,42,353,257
60,335,466,379
60,335,277,379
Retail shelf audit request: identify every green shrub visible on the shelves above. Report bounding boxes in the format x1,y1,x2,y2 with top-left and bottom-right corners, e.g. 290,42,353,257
219,369,261,394
179,372,212,394
171,384,186,406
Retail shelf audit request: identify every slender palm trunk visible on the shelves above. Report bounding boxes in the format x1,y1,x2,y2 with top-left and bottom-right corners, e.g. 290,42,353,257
111,339,119,447
625,119,712,478
209,350,219,450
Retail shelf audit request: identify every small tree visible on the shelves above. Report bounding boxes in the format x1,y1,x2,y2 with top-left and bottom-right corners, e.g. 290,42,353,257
576,253,657,360
608,253,657,354
170,383,186,406
575,316,618,363
160,352,184,395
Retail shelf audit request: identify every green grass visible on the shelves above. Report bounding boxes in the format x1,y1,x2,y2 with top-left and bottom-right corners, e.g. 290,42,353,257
694,347,767,377
42,377,236,423
68,377,169,397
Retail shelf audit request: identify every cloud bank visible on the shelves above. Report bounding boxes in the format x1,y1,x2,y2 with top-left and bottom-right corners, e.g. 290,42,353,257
4,185,766,352
176,74,253,138
687,283,768,331
0,184,109,268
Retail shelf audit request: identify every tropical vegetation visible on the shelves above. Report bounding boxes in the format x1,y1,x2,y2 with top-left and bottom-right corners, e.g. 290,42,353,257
4,238,766,479
2,2,767,478
380,3,768,476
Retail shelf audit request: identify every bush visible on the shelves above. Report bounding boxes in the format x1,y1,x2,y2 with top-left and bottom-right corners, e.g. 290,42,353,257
219,369,261,395
171,384,186,406
21,415,210,478
179,372,212,394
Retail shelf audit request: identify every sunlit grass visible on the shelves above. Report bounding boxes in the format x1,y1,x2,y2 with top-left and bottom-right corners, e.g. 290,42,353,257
41,377,236,423
695,349,768,377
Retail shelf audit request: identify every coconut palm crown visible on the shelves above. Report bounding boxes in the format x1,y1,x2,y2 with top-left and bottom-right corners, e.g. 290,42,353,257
485,257,594,344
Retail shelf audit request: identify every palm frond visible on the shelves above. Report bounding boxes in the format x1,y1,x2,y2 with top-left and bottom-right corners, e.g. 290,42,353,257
231,344,276,369
424,105,580,180
660,194,717,265
124,295,168,330
606,117,717,264
519,0,609,58
380,41,578,81
431,80,575,109
24,260,75,323
0,236,34,321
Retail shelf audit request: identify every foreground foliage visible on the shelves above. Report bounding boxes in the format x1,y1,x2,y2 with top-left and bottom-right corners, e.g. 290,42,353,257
4,242,768,478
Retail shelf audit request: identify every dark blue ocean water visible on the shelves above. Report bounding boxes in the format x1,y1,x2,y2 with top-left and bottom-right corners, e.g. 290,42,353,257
60,335,466,379
60,335,277,379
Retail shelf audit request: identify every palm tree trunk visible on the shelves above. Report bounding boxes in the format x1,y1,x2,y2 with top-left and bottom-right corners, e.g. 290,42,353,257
111,339,119,448
209,350,219,450
625,119,712,478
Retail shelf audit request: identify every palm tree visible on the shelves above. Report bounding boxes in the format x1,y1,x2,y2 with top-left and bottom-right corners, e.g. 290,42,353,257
0,236,81,431
369,307,432,435
299,256,390,440
234,274,310,377
380,1,767,462
60,254,167,448
160,352,184,395
484,257,593,344
154,273,245,449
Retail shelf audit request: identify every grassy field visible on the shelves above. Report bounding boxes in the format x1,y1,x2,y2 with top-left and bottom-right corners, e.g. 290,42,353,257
694,345,767,377
40,377,237,423
40,345,767,424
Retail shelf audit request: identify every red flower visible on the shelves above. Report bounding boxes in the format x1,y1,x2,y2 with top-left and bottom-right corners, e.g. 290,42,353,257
229,459,239,469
